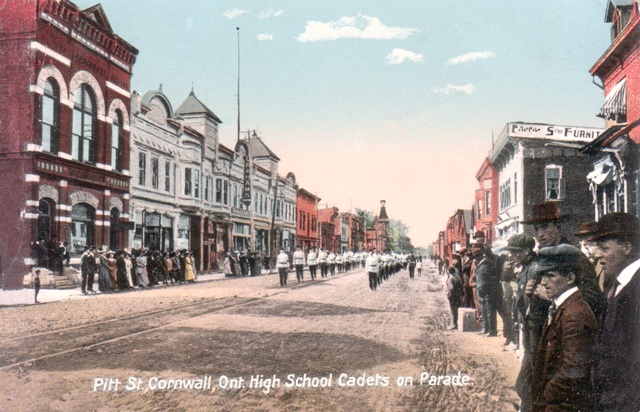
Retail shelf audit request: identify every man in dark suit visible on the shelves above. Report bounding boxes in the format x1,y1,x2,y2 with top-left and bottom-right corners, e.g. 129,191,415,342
591,213,640,411
531,244,598,411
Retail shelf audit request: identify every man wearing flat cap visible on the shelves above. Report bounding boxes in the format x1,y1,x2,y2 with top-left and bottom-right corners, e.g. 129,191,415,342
531,244,598,412
591,212,640,411
507,233,539,412
518,202,603,412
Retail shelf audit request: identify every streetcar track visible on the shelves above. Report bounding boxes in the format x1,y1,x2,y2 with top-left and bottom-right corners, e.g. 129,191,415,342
0,269,362,371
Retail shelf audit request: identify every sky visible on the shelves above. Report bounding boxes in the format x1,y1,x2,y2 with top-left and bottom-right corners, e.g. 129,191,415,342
72,0,612,248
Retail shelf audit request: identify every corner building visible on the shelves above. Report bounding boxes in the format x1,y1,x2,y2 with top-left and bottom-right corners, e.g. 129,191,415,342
0,0,137,289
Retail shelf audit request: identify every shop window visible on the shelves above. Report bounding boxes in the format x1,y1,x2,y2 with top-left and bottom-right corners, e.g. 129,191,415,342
72,84,96,163
177,215,190,250
41,79,60,154
144,212,173,252
111,110,124,171
70,203,94,254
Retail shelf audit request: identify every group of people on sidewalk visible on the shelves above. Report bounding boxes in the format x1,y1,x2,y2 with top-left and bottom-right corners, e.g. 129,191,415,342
80,246,197,294
443,201,640,411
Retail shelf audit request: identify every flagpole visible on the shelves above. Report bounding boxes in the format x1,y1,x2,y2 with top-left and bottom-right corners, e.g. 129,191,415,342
236,27,240,142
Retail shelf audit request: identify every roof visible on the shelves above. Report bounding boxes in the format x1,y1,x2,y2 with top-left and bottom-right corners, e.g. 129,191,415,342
379,203,389,220
605,0,634,22
246,135,280,161
175,91,222,123
463,210,473,233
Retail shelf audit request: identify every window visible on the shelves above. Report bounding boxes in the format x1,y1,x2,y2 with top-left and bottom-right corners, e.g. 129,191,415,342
184,168,192,196
545,165,564,200
109,208,119,251
111,110,124,171
37,198,55,242
216,179,222,203
138,153,146,186
477,199,482,220
164,161,171,192
204,176,210,201
513,173,518,204
500,179,511,210
223,180,228,205
151,157,159,189
72,85,96,163
194,170,200,198
41,79,59,153
70,203,94,254
485,191,491,216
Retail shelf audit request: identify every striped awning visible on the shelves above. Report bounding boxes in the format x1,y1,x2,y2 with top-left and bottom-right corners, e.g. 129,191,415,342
598,78,627,120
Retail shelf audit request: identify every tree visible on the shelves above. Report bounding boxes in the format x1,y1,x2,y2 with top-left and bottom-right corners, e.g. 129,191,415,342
388,219,414,253
355,208,376,229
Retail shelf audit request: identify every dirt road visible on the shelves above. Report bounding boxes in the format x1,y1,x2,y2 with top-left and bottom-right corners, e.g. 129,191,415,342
0,264,519,411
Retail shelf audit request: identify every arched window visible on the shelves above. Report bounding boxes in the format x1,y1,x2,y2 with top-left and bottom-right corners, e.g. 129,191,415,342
72,85,96,163
37,198,56,241
41,79,60,153
70,203,95,254
109,208,120,251
111,110,124,171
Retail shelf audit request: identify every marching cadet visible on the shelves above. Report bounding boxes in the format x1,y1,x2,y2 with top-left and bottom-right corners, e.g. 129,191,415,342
327,250,336,276
307,248,318,280
366,250,379,291
293,246,305,283
276,249,290,287
318,248,328,278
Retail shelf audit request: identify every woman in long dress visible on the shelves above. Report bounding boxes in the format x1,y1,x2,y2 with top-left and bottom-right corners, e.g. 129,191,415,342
107,251,118,290
135,250,150,287
98,248,112,292
184,251,196,282
223,253,233,276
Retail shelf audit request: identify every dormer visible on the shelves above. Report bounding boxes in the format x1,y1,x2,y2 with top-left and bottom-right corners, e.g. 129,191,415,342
606,0,636,40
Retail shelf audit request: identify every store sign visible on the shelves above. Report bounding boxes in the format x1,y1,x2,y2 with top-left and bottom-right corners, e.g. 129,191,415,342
508,123,603,142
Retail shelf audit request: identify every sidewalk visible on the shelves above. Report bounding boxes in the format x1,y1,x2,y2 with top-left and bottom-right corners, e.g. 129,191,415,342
0,271,229,307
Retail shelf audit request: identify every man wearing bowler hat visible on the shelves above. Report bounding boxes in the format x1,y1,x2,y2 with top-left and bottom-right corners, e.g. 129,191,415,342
520,202,604,320
591,213,640,411
531,244,598,412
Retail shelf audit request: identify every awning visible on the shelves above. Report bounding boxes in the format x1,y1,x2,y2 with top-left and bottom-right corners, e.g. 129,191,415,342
495,216,518,231
586,162,614,186
598,78,626,120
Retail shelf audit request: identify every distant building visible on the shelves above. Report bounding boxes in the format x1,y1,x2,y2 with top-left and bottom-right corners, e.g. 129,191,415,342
318,207,340,252
490,122,604,246
296,188,319,252
0,0,137,288
444,209,473,263
474,158,498,247
581,0,640,220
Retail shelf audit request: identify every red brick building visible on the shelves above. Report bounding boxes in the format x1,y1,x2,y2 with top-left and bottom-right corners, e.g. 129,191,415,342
582,0,640,219
444,209,473,263
474,158,498,246
296,188,319,252
0,0,137,288
318,207,340,252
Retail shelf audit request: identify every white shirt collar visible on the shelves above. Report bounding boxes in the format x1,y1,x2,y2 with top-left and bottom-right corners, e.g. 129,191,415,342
554,286,579,308
615,257,640,296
